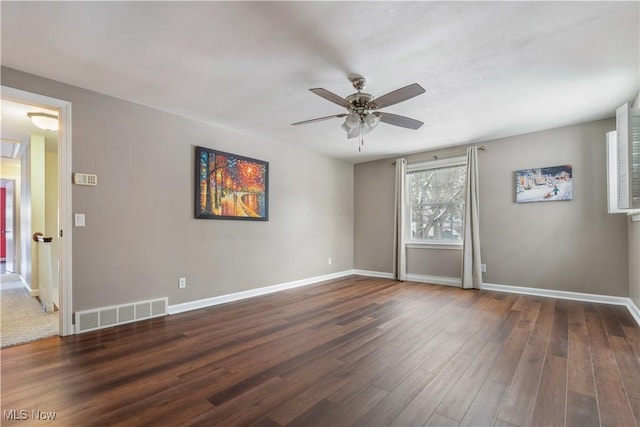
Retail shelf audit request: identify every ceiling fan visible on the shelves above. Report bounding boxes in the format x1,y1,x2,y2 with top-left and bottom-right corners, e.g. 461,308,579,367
292,75,425,150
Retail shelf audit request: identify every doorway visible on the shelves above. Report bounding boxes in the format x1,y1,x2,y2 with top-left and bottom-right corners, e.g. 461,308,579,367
1,86,73,338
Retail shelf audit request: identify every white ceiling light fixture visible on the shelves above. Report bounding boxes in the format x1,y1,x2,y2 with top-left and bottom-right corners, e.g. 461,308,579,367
344,112,360,129
363,112,380,134
27,112,59,131
338,111,383,151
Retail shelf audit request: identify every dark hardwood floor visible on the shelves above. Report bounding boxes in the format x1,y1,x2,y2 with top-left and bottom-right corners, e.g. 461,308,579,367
1,276,639,426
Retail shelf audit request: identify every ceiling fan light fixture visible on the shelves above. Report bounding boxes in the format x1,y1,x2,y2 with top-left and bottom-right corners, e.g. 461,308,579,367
27,112,59,131
344,112,360,129
365,112,380,129
342,122,360,139
350,127,361,139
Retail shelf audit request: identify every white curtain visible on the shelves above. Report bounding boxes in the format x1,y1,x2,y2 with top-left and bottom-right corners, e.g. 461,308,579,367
461,146,482,289
393,158,407,281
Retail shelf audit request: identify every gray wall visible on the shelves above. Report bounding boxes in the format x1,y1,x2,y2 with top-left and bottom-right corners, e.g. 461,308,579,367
479,119,627,296
407,248,462,278
2,67,354,312
355,118,630,297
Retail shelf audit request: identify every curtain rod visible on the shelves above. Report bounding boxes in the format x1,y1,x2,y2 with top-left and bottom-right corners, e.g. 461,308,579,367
391,146,486,164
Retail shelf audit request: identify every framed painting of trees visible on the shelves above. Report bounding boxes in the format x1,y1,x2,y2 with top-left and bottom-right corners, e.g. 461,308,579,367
195,146,269,220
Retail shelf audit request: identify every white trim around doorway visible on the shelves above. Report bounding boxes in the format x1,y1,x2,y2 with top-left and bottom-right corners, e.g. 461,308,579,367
1,85,74,336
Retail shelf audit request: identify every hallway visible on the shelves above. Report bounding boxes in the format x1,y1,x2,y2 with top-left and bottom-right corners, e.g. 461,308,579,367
0,273,58,348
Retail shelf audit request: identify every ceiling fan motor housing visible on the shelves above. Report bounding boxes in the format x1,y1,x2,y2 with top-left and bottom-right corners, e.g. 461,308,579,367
346,92,374,119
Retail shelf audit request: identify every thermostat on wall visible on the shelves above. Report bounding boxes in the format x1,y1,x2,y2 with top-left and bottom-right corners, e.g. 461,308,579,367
73,173,98,186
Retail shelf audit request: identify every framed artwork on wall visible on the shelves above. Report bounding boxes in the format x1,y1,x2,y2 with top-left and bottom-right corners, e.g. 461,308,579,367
195,146,269,220
515,164,573,203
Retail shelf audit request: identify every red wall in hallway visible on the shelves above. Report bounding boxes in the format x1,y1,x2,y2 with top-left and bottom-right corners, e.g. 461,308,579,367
1,187,5,258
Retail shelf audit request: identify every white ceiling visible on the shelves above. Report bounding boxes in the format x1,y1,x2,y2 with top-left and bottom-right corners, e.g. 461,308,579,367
1,1,638,163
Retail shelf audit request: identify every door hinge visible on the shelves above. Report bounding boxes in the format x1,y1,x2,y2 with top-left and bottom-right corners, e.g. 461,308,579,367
60,229,63,238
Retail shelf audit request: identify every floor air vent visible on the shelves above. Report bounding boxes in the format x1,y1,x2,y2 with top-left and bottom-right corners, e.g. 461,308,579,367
75,297,168,334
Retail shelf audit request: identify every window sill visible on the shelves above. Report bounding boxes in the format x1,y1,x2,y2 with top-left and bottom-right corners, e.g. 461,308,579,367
406,242,463,250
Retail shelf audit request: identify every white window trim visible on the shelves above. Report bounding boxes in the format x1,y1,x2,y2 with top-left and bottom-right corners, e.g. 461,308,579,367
406,242,463,250
407,157,467,172
406,156,467,247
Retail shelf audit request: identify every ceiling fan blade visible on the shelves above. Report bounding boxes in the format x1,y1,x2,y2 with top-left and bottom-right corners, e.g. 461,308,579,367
370,83,425,109
309,88,351,109
292,114,347,126
379,112,424,130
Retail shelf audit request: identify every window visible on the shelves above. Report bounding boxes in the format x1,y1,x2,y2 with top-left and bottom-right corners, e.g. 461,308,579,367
406,158,466,245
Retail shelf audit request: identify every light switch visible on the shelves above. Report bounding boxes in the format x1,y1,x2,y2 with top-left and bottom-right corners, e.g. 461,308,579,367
74,213,85,227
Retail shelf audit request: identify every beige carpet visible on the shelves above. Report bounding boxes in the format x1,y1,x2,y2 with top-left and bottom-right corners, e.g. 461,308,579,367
1,278,58,348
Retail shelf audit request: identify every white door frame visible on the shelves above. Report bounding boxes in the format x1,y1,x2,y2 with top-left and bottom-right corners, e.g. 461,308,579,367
2,85,73,336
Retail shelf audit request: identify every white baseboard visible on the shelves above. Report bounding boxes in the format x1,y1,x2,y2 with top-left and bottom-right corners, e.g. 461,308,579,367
353,271,640,326
354,271,461,287
168,270,355,315
482,282,630,305
165,269,640,327
483,282,640,326
19,276,39,297
628,300,640,326
352,269,394,279
405,274,461,287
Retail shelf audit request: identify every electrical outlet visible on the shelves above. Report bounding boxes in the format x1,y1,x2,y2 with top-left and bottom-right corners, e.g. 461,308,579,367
178,277,186,289
328,258,332,265
481,264,487,273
